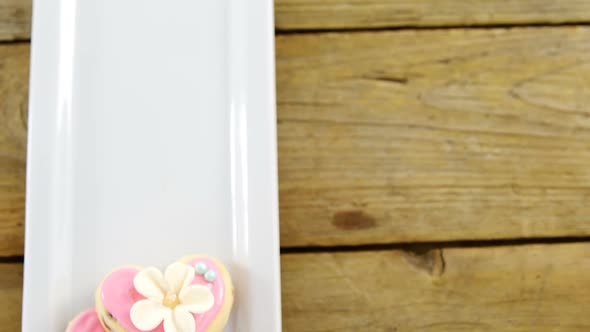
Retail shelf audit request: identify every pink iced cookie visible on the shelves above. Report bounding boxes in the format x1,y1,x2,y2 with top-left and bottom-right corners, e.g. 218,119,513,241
66,308,105,332
95,255,234,332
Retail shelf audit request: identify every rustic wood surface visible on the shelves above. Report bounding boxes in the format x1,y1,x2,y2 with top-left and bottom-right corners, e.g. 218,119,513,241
3,1,590,331
0,263,22,331
0,0,30,40
278,26,590,247
282,243,590,331
2,243,590,331
276,0,590,30
0,43,28,257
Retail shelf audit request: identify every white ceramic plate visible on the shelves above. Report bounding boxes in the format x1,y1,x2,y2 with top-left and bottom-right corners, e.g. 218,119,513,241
22,0,281,331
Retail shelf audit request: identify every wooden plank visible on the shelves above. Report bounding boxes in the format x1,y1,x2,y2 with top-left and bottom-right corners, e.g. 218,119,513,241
275,0,590,30
5,29,590,252
277,27,590,246
282,243,590,331
0,263,22,331
0,0,31,41
0,43,28,256
1,0,589,39
3,244,590,331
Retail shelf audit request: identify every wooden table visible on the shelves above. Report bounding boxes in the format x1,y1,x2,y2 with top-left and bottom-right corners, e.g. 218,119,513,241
3,1,590,330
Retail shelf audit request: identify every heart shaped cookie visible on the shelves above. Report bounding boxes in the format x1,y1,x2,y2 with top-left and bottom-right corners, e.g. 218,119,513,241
66,308,105,332
95,255,234,332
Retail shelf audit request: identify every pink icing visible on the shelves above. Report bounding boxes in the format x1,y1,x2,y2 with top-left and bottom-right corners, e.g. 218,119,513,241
67,308,105,332
100,258,227,332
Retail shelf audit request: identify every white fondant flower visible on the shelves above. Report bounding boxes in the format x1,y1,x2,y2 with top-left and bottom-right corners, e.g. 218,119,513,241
130,262,214,332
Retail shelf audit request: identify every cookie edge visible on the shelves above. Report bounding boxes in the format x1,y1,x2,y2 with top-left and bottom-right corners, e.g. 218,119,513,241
179,254,235,332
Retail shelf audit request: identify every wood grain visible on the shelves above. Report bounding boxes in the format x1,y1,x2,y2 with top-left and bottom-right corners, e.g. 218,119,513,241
0,43,28,257
276,0,590,30
0,0,30,41
0,263,22,331
282,243,590,331
277,27,590,246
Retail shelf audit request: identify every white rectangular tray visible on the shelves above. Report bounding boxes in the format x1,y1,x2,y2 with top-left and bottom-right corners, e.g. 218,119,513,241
22,0,281,331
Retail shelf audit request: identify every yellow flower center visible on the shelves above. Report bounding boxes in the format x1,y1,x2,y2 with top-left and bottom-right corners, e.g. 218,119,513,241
163,291,180,308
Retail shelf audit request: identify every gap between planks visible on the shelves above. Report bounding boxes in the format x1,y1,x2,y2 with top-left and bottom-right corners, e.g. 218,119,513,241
283,236,590,254
275,21,590,35
6,22,590,43
5,237,590,262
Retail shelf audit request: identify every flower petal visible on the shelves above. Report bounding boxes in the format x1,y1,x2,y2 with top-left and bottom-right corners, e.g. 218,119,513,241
130,299,169,331
178,284,214,314
164,262,195,294
163,306,195,332
134,267,167,300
